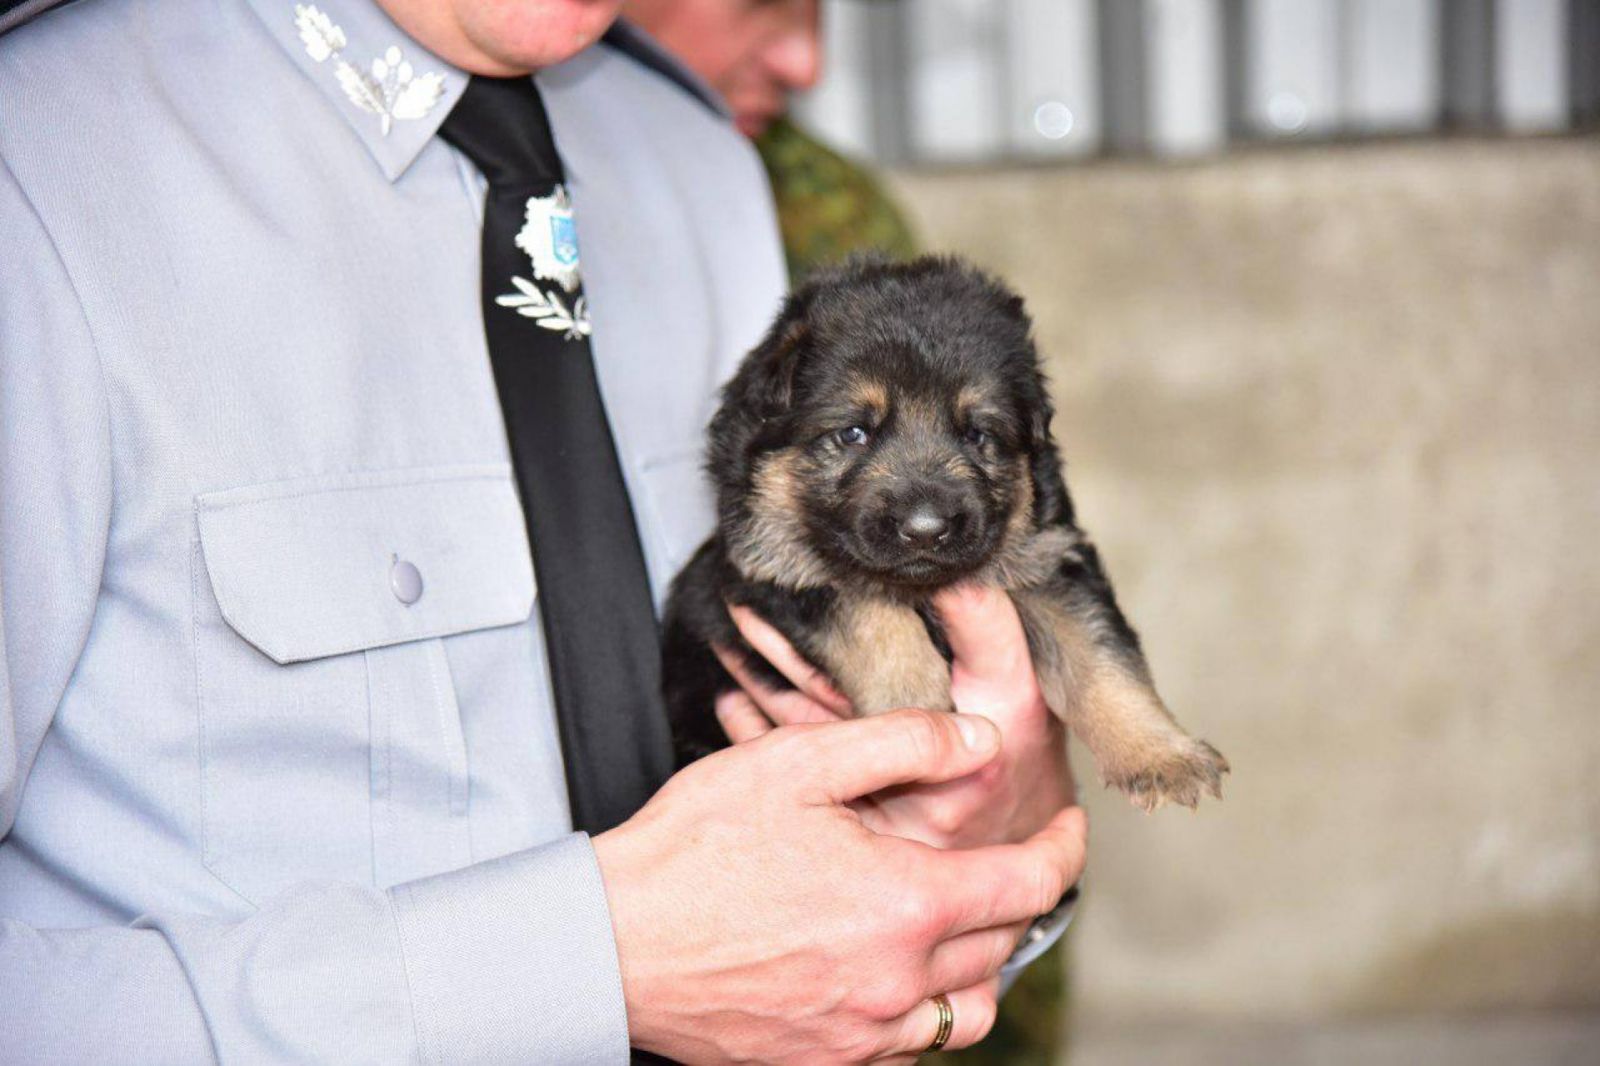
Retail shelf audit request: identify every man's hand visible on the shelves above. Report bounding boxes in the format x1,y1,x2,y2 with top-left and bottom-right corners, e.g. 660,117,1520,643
714,585,1078,850
592,709,1088,1064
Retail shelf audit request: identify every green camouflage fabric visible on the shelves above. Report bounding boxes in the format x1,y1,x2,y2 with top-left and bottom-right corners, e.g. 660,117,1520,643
754,114,918,282
936,946,1068,1065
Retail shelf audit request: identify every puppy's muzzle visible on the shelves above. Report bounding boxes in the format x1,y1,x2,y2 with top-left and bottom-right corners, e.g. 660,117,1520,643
866,483,978,558
895,501,953,548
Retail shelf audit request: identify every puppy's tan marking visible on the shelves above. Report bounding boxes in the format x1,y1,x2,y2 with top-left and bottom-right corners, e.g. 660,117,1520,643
978,460,1081,587
899,394,944,431
728,449,835,589
846,378,890,417
1001,458,1036,540
1013,589,1228,810
815,596,952,716
953,384,999,424
940,454,974,479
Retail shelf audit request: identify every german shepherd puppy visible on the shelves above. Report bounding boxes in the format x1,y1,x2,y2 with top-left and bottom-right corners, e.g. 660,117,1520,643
661,256,1227,811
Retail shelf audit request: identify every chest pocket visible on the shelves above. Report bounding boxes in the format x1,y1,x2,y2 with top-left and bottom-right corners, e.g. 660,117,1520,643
192,465,535,905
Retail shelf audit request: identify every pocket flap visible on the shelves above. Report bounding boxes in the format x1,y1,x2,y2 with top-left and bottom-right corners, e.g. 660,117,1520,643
197,465,535,664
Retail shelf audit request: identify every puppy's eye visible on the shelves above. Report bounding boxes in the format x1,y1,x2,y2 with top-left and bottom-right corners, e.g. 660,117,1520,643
835,426,871,447
964,426,992,448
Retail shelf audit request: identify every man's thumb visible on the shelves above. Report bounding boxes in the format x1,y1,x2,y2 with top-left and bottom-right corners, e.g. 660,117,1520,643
797,708,1000,804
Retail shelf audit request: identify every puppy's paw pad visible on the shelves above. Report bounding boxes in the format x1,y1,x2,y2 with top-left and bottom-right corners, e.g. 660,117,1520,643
1108,739,1229,812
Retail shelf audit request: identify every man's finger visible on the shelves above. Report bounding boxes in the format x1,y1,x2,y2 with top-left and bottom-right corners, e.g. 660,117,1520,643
714,690,774,743
936,805,1088,935
727,604,853,714
932,584,1038,703
876,978,1001,1059
793,708,1001,804
713,644,843,726
925,921,1030,996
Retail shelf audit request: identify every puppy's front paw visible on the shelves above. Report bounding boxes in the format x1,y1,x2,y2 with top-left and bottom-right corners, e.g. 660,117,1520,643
1107,738,1229,812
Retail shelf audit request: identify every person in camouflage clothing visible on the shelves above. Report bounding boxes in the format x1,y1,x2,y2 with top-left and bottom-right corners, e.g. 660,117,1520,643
623,0,916,281
754,111,917,280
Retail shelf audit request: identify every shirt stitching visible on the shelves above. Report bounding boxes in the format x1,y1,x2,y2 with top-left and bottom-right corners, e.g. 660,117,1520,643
385,886,434,1065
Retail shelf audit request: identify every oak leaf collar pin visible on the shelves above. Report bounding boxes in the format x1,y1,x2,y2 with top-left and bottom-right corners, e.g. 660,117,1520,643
293,4,445,137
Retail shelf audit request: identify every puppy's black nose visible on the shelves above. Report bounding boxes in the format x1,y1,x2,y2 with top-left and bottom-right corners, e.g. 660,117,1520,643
895,503,951,547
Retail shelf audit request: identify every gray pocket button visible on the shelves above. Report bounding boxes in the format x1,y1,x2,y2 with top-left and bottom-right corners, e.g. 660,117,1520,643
390,558,424,605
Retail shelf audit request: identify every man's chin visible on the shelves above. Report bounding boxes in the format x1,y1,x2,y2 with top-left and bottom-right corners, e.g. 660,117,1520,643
734,111,773,138
456,0,624,74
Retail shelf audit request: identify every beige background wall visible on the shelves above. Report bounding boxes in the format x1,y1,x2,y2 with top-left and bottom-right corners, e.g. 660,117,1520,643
888,138,1600,1028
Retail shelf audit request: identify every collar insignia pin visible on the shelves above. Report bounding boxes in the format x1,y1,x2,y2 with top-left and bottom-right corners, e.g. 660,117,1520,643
293,4,446,137
516,186,583,294
494,185,592,339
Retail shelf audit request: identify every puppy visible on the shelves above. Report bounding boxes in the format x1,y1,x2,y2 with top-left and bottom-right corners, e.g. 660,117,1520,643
661,256,1227,811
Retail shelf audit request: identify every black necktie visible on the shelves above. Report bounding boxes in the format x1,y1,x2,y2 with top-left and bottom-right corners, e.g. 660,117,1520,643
440,76,674,835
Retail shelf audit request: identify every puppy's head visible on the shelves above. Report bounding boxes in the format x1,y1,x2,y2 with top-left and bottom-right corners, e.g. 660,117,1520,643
712,256,1070,593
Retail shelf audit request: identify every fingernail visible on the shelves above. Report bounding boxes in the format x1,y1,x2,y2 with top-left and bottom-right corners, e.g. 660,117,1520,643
955,714,996,752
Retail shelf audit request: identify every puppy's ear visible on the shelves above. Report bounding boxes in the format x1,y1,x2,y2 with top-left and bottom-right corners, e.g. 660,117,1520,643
741,314,809,418
707,307,810,490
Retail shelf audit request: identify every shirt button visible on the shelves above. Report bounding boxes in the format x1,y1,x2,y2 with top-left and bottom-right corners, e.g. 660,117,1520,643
390,558,424,605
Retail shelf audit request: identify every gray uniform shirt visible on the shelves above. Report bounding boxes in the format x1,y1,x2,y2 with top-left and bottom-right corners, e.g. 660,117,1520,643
0,0,784,1061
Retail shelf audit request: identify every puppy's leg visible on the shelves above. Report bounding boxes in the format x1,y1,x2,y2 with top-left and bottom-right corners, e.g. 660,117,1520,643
813,596,953,716
1014,583,1227,811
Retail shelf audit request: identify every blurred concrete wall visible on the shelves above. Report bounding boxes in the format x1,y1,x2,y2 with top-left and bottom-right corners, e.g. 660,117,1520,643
887,137,1600,1024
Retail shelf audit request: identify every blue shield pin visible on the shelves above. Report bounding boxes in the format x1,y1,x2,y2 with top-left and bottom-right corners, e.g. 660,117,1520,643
514,184,583,293
550,214,579,268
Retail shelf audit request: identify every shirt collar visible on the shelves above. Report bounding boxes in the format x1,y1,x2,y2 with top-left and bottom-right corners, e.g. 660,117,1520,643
246,0,468,182
603,19,728,119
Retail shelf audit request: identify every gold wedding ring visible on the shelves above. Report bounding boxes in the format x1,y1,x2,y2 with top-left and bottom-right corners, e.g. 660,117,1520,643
925,992,955,1053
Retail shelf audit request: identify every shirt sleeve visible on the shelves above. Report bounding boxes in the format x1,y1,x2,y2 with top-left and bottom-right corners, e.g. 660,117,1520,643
1,839,628,1064
0,152,630,1066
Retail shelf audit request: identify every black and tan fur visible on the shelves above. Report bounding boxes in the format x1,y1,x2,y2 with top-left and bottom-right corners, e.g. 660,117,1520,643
661,257,1227,811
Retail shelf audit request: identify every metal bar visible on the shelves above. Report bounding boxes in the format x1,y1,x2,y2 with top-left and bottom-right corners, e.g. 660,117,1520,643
1222,0,1253,138
1098,0,1149,153
1570,0,1600,122
863,0,912,164
1443,0,1499,129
